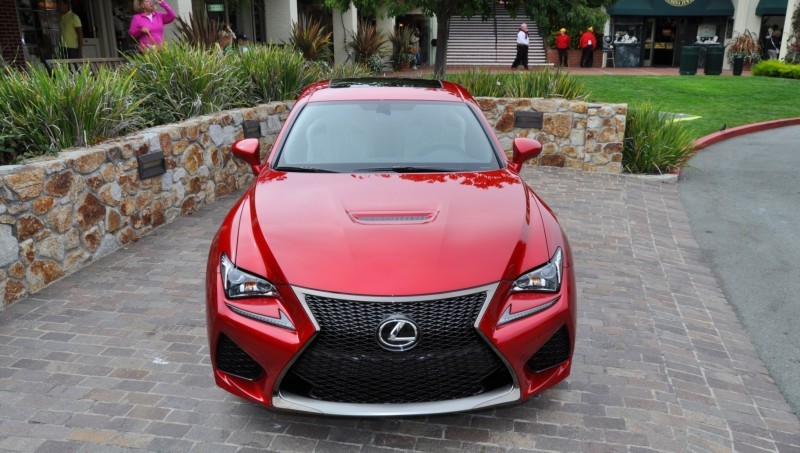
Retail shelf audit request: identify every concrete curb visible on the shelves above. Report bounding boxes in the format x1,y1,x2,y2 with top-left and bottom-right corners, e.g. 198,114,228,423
692,117,800,151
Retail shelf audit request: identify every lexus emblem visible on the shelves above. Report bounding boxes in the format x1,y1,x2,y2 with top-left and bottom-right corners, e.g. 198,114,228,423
377,316,419,352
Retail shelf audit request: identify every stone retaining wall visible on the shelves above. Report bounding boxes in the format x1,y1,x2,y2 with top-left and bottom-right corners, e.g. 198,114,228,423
0,98,625,306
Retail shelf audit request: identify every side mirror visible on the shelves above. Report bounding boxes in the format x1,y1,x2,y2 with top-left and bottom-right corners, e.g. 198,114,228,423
232,138,265,175
509,138,542,172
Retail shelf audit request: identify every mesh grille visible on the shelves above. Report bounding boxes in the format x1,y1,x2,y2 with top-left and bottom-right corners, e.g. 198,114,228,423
280,291,513,404
216,334,264,380
526,326,570,373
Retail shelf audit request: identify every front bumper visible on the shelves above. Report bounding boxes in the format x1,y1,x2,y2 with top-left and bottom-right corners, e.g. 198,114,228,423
207,267,576,416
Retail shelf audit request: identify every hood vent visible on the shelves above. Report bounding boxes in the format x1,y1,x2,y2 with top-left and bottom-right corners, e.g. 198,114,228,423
348,210,438,225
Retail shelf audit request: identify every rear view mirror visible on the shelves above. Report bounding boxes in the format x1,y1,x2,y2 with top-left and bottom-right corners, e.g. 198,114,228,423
232,138,265,175
509,138,542,172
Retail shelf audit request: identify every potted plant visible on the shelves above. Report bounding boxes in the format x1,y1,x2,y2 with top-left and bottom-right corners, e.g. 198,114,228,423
726,29,761,75
389,27,414,71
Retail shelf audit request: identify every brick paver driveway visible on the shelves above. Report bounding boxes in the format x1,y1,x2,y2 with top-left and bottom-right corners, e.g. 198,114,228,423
1,168,799,452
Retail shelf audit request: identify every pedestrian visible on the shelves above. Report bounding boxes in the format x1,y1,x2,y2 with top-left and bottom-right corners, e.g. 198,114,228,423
409,27,420,69
129,0,176,52
511,23,529,70
58,0,82,59
765,28,781,59
217,25,236,54
238,34,250,53
580,26,596,68
555,27,570,67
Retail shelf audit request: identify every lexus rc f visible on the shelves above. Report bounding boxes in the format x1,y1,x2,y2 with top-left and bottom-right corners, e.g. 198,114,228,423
206,78,576,416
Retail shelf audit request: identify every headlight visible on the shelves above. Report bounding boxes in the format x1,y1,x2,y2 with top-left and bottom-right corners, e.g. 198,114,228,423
512,247,563,293
220,253,277,299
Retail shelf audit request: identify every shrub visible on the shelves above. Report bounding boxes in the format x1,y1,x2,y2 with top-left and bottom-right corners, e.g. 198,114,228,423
125,41,245,125
503,69,588,99
288,15,333,62
752,59,800,79
446,68,588,100
235,44,321,104
447,67,505,97
0,64,144,159
623,101,695,174
320,62,373,79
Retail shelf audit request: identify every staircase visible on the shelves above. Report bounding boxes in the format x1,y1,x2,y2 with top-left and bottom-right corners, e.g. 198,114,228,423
446,9,547,67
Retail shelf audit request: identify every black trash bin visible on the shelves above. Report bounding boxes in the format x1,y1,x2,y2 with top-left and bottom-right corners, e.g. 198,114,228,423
704,45,724,75
680,46,699,75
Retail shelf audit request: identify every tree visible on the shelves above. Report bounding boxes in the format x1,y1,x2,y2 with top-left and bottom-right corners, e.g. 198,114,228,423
324,0,612,78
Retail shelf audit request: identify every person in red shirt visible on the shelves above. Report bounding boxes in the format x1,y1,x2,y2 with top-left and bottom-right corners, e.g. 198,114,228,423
580,27,596,68
555,28,570,67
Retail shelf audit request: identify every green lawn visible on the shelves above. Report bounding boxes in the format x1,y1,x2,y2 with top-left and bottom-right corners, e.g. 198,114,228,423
574,75,800,138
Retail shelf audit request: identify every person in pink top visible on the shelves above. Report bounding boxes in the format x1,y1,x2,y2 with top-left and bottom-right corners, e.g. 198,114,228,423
129,0,176,51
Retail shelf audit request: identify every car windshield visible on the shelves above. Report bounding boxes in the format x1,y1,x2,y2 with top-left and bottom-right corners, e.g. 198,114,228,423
274,101,503,173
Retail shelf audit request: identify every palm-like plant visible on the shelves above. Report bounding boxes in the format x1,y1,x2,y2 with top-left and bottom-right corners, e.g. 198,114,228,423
173,13,221,49
389,27,414,70
347,20,389,64
288,15,333,62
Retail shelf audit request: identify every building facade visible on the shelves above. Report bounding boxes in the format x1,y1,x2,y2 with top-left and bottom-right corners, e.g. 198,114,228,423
2,0,436,69
606,0,797,68
5,0,795,70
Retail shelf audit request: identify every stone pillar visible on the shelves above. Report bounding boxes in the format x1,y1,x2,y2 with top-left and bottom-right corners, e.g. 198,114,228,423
265,0,298,44
163,0,193,45
780,0,798,60
333,4,358,64
375,8,394,67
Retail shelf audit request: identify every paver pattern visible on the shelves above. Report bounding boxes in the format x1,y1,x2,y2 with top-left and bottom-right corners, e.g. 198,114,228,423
1,167,798,452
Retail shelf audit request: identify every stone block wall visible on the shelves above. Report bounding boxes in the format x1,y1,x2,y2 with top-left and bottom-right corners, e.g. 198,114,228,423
0,97,624,307
0,102,293,306
477,97,626,173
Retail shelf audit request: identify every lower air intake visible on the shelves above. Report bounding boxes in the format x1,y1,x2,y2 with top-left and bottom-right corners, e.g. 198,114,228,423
216,334,263,380
527,326,570,373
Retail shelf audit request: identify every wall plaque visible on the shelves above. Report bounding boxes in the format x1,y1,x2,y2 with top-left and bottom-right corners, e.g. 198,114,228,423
514,111,544,129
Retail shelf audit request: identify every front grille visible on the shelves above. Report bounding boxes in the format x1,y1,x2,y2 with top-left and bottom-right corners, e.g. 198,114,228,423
216,334,264,380
280,291,513,404
526,326,570,373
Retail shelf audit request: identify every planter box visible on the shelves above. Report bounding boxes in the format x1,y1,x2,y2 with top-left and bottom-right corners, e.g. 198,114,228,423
546,48,603,67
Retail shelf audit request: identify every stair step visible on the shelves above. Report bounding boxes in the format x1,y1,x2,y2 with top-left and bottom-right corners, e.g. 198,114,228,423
445,9,546,68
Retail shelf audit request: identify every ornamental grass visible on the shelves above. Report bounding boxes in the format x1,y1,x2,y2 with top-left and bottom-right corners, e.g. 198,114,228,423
125,41,247,126
623,101,696,175
0,64,143,162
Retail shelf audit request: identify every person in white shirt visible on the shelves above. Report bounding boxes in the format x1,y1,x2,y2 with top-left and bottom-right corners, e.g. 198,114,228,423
511,23,529,70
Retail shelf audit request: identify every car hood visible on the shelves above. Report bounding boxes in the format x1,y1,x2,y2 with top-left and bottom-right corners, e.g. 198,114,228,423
239,170,550,296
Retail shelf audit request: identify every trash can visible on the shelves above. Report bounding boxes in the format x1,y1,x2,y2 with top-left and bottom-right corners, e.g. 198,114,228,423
680,46,699,75
704,45,724,75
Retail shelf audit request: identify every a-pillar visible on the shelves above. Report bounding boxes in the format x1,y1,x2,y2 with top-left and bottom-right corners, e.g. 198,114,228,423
333,5,358,64
265,0,298,44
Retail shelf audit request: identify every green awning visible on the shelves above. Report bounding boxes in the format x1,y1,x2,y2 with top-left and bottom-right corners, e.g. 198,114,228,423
755,0,788,15
608,0,735,16
607,0,655,16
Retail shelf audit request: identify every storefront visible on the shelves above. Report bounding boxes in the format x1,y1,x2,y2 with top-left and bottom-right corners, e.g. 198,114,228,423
607,0,735,67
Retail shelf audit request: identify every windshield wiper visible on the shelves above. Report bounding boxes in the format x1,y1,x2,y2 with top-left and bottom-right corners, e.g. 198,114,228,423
274,166,339,173
354,166,457,173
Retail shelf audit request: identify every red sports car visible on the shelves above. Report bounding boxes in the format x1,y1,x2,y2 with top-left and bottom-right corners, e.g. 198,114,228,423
206,78,576,416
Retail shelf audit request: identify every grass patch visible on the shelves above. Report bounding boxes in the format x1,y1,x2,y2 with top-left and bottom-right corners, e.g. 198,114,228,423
575,75,800,138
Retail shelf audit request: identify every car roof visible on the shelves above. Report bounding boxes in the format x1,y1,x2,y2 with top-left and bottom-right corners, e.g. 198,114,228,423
300,78,472,103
